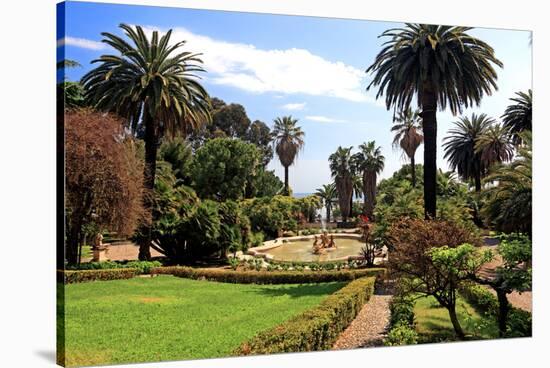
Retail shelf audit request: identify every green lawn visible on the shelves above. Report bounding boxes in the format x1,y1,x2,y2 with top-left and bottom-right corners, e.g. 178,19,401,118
414,295,499,343
60,275,344,366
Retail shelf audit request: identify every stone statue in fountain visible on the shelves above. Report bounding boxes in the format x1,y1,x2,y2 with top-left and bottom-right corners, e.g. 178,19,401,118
312,231,336,254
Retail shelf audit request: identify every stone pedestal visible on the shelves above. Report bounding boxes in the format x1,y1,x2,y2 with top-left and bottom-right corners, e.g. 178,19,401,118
92,246,109,262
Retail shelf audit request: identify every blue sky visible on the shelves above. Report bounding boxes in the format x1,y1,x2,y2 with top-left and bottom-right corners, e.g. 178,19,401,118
57,1,532,193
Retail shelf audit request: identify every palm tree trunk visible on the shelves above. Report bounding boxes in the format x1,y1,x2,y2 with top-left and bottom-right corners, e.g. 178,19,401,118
411,155,416,187
139,113,157,261
362,171,368,215
474,171,482,192
421,84,438,219
284,165,289,196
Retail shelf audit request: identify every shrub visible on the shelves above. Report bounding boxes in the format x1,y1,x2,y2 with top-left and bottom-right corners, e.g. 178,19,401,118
60,268,139,284
384,324,418,346
152,266,383,284
67,260,162,274
235,277,376,355
384,295,418,346
459,283,531,337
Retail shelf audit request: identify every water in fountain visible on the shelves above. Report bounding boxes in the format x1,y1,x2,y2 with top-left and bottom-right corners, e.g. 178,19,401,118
317,207,326,231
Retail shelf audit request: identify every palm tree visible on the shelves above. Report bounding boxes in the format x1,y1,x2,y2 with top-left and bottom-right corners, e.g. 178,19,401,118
482,131,531,234
475,124,514,167
315,183,337,222
443,113,493,192
367,24,502,219
501,89,532,145
272,116,305,195
329,146,354,222
352,141,385,218
391,107,423,187
81,24,211,260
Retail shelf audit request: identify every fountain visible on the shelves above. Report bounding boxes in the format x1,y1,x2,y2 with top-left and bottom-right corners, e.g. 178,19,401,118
312,231,337,254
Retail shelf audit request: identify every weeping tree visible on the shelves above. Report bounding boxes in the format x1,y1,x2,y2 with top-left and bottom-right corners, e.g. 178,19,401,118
272,116,305,196
81,24,211,260
315,183,337,222
367,24,502,219
443,113,493,192
329,146,354,222
501,89,532,145
352,141,385,218
391,107,423,187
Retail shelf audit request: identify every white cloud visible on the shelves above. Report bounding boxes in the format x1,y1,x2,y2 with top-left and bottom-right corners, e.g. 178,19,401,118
137,26,381,105
282,102,306,111
305,115,348,123
57,36,108,51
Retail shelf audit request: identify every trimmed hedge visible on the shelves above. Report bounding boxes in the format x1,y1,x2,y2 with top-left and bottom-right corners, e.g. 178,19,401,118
151,266,384,284
234,276,376,355
67,260,162,274
384,295,418,346
459,283,532,337
59,268,140,284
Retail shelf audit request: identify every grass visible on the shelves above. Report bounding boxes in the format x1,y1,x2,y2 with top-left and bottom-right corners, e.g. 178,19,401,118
414,295,499,343
60,275,345,366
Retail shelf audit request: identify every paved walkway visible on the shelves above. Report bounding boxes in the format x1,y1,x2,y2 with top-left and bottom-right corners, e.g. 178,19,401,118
332,286,392,350
82,242,164,262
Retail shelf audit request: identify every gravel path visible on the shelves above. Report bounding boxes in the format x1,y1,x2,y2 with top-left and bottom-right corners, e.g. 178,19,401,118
332,291,392,350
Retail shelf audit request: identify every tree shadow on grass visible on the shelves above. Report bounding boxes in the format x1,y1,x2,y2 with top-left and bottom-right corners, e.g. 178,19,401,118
244,283,345,299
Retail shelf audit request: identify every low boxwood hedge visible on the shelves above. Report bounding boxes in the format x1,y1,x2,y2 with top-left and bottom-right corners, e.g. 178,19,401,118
384,295,418,346
151,266,384,284
59,268,140,284
459,283,532,337
234,276,376,355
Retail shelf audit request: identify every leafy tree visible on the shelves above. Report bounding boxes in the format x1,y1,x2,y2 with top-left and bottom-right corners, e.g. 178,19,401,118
65,109,144,265
297,195,322,223
315,183,337,222
191,138,261,201
443,113,493,191
352,141,385,218
247,120,274,167
81,24,211,260
210,103,251,138
242,196,300,238
387,218,485,339
391,107,423,187
502,89,532,145
467,233,532,337
329,146,354,222
482,131,531,234
246,168,284,198
367,24,502,218
272,116,305,195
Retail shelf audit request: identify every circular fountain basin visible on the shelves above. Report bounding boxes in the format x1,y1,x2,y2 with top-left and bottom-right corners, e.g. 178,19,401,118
248,234,365,262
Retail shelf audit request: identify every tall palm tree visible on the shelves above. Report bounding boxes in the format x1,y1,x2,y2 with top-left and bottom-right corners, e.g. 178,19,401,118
475,124,514,167
352,141,385,218
81,24,211,260
315,183,337,222
391,107,423,187
272,116,305,195
482,131,531,234
329,146,354,222
443,113,493,192
501,89,532,145
367,24,502,218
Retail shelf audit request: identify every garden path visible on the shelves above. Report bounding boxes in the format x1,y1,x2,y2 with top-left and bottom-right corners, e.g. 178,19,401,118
332,283,392,350
82,242,164,262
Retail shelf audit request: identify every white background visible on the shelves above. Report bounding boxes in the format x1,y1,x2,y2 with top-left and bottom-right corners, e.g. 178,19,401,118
0,0,548,367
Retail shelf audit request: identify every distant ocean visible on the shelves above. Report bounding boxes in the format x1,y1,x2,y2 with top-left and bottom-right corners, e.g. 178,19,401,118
293,192,363,200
